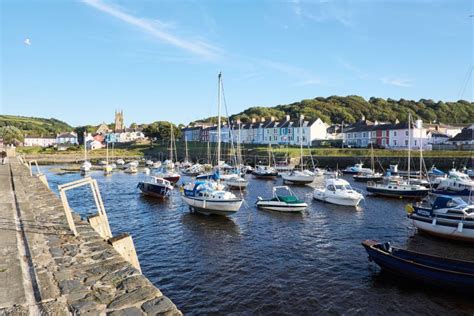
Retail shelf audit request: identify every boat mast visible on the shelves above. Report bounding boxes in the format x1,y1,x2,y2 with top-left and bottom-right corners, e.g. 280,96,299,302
300,115,303,171
185,135,189,163
83,131,87,162
106,141,109,165
419,119,423,180
169,123,174,162
407,113,411,184
217,72,222,170
370,143,375,173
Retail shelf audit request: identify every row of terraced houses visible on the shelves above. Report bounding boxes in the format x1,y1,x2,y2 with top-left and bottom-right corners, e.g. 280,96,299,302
182,115,471,150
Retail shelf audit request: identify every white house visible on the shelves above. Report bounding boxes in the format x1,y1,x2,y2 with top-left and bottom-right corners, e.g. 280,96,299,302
56,132,78,145
87,139,103,150
23,136,57,147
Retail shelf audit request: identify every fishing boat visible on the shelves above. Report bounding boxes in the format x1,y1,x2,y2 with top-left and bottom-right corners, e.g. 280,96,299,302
407,195,474,242
341,163,372,175
362,240,474,290
366,116,430,199
256,186,307,212
432,169,474,196
137,176,173,199
181,72,243,216
313,178,364,206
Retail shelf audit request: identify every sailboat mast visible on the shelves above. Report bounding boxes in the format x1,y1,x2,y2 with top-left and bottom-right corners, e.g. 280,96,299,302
371,143,375,172
419,119,423,180
83,131,87,162
217,72,222,169
106,141,109,164
169,123,174,161
300,116,303,171
408,113,411,184
185,135,189,162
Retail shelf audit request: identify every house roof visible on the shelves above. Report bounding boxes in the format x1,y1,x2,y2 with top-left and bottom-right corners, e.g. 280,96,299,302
448,128,473,142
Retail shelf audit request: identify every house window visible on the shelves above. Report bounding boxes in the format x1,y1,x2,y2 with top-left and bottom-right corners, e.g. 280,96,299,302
414,140,417,146
372,131,376,137
405,140,408,146
394,131,397,136
393,140,397,146
382,139,386,146
405,131,409,136
363,132,367,138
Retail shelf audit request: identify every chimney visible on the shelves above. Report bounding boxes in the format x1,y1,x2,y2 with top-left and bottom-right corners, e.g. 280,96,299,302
260,117,265,122
286,115,290,121
251,117,256,123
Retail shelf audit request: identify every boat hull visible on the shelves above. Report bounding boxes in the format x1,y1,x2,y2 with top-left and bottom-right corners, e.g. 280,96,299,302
432,188,473,196
410,214,474,243
253,173,278,179
138,182,172,199
181,196,243,216
163,175,180,184
281,174,315,185
256,201,307,212
353,176,383,182
313,192,362,206
362,240,474,290
366,187,428,198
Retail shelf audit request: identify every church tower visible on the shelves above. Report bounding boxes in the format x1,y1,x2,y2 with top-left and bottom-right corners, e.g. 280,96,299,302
114,110,124,131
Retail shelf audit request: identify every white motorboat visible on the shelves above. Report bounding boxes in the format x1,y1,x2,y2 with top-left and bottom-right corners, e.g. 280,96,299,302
408,195,474,242
224,175,248,190
313,178,364,206
432,169,474,196
145,160,154,166
256,186,308,212
282,170,316,185
116,158,125,166
342,163,372,175
124,165,138,174
253,165,278,179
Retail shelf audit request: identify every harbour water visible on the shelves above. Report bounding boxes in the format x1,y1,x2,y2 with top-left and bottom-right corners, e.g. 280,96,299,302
44,166,474,315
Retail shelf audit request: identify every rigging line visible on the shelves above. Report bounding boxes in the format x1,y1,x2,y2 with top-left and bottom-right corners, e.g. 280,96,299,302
458,64,474,100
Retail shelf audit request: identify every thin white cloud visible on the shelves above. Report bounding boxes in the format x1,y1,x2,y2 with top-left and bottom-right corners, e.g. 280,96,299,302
293,79,321,86
290,0,355,28
337,58,368,79
82,0,221,60
381,77,414,88
24,38,31,46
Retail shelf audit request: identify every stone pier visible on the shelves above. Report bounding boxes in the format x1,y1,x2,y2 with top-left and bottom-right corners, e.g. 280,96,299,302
0,160,181,315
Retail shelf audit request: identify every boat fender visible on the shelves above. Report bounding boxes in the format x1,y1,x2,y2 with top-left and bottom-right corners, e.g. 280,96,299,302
458,222,463,233
405,204,414,214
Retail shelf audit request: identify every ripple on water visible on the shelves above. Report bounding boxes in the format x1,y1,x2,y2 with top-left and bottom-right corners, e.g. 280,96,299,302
45,166,474,315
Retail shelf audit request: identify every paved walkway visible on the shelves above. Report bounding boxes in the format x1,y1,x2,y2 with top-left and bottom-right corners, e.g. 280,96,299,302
0,163,27,313
0,159,181,315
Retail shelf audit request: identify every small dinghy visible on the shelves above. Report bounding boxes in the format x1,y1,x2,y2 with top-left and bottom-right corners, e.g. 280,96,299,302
256,186,308,212
362,240,474,291
253,165,278,179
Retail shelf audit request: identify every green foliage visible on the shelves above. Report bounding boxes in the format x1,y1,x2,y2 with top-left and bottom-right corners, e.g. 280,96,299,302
143,121,181,142
226,96,473,124
0,126,24,144
0,115,72,136
190,116,228,126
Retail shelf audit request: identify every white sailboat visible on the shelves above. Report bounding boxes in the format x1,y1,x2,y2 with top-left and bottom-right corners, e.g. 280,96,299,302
80,132,91,175
181,73,243,216
282,115,316,185
225,121,249,190
104,141,113,175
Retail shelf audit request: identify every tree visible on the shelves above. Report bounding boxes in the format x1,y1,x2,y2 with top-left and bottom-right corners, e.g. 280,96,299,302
0,126,24,145
143,121,181,147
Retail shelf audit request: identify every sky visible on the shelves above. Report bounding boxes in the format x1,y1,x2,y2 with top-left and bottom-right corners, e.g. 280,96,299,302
1,0,472,127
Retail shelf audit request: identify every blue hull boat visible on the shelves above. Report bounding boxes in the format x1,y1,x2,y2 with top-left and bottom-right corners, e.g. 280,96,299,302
362,240,474,291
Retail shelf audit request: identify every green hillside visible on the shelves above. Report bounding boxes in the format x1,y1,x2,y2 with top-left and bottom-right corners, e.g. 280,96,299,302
0,115,72,136
227,96,473,125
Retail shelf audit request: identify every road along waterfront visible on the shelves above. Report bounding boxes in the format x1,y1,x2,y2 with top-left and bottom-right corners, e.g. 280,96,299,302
43,165,474,315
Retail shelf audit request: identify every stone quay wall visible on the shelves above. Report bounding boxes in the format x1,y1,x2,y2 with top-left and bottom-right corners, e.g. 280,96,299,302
0,159,181,315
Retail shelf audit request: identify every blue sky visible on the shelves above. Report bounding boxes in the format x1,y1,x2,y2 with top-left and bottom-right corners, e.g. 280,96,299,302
1,0,472,127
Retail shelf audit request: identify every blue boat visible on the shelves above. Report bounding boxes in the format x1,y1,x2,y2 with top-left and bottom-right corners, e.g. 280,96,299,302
362,240,474,290
137,176,174,199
